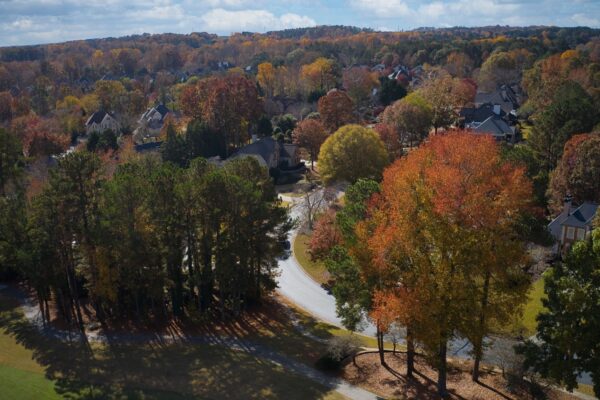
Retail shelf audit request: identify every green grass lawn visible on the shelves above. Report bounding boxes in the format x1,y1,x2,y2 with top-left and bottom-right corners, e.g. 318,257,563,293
0,292,347,400
0,296,64,400
0,364,63,400
495,275,547,338
293,233,331,285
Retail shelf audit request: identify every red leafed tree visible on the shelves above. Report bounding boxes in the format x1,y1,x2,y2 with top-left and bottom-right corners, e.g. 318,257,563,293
292,119,328,169
374,123,402,159
342,67,379,108
309,209,342,261
317,89,355,133
11,115,68,157
180,74,263,154
548,132,600,213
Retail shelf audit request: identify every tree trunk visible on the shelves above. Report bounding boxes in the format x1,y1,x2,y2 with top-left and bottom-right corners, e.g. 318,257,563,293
377,324,386,366
438,340,448,398
407,326,415,378
200,234,213,311
473,270,491,382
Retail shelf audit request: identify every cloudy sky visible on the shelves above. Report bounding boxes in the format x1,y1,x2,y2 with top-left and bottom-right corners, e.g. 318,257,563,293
1,0,599,46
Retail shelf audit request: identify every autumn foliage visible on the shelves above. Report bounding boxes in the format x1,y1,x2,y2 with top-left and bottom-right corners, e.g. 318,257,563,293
309,209,342,261
180,74,262,153
292,118,328,168
363,131,533,394
548,132,600,212
317,89,355,133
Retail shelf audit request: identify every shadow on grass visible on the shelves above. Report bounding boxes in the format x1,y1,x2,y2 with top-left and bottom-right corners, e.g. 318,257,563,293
0,292,337,400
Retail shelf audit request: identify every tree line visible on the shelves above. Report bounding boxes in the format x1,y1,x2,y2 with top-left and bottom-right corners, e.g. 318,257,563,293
0,127,291,338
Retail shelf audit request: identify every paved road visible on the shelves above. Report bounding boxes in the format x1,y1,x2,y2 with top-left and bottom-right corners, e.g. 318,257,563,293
277,193,376,334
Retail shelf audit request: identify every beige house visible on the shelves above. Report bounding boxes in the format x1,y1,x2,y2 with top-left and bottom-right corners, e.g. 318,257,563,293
85,111,120,135
548,197,598,255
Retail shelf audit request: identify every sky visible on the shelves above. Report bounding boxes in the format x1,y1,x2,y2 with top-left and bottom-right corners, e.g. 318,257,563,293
1,0,599,46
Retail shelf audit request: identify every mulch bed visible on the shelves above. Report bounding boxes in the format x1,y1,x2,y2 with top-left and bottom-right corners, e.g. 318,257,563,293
342,352,578,400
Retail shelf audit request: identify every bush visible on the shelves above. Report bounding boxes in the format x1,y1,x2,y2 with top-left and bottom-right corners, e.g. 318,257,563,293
316,335,362,371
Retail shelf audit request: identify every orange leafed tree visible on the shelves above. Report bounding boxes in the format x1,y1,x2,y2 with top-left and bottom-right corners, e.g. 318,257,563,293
309,209,342,261
257,62,276,98
365,131,533,395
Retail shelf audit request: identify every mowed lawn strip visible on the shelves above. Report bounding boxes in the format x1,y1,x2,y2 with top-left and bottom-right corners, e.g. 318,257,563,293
293,233,331,285
494,275,547,337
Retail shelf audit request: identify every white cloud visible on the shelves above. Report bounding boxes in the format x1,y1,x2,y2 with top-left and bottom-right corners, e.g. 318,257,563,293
571,13,600,27
447,0,519,16
204,0,257,7
11,18,34,30
128,4,185,21
351,0,520,22
350,0,411,17
418,2,445,19
200,8,316,32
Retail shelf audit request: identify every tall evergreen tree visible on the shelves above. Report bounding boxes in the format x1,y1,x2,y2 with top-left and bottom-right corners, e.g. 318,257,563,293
519,219,600,397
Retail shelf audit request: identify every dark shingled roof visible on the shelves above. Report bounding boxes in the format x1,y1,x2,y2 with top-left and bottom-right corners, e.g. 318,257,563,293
548,202,599,240
562,203,599,228
235,137,277,165
155,104,170,117
461,103,506,124
86,111,107,125
474,115,513,136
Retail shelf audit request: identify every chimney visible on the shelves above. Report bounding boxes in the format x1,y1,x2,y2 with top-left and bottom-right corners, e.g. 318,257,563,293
563,195,573,216
493,104,501,115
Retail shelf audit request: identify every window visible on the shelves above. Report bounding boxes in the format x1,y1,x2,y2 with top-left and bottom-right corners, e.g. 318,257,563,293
577,228,585,240
566,227,575,240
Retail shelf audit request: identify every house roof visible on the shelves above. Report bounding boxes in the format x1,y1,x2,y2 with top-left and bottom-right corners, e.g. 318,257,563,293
141,104,170,124
473,115,513,136
235,137,278,166
475,85,519,114
155,104,169,117
563,203,599,228
548,202,599,239
281,143,298,159
461,103,506,124
86,111,108,126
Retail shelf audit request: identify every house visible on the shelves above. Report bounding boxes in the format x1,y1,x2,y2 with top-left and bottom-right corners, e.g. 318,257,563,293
460,103,506,125
475,84,520,114
461,102,519,143
85,111,120,135
134,104,171,143
548,197,598,255
232,137,305,178
371,64,386,72
471,115,518,143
